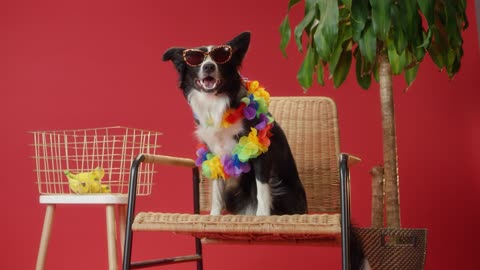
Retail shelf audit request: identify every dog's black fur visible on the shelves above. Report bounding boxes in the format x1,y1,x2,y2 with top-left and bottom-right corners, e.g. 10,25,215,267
163,32,307,215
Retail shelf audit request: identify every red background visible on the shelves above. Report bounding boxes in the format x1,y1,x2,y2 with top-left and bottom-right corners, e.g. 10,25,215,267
2,0,479,269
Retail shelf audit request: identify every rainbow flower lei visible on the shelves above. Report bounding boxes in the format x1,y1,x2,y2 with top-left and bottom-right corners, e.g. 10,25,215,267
195,80,274,180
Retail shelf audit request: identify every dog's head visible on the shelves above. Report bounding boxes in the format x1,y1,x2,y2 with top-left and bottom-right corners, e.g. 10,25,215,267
162,32,251,101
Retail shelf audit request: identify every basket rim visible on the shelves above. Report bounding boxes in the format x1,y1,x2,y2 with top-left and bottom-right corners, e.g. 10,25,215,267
28,126,163,135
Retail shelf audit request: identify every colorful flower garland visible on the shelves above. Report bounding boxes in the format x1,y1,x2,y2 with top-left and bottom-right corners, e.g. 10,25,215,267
195,80,274,180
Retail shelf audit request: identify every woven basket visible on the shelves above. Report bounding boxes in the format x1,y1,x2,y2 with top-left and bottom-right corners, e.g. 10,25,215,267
355,228,427,270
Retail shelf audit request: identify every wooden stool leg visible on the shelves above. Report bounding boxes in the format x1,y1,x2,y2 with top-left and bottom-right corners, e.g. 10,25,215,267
35,204,56,270
118,204,127,256
106,205,118,270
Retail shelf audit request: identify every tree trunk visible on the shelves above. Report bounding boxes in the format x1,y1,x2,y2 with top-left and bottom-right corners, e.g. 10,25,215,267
370,165,385,228
379,53,401,228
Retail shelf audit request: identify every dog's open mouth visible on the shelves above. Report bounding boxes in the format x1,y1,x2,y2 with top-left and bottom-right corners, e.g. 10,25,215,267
195,77,220,92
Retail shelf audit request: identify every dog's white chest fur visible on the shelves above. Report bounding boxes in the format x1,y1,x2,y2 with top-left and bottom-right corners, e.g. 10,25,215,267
188,90,244,156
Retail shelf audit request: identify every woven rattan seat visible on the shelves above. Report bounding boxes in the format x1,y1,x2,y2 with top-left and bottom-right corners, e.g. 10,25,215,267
133,213,341,242
122,97,359,270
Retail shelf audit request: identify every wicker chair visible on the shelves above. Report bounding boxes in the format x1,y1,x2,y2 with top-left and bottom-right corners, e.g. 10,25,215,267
122,96,360,270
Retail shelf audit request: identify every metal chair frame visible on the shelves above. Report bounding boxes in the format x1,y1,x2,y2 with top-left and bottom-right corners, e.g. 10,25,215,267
122,153,354,270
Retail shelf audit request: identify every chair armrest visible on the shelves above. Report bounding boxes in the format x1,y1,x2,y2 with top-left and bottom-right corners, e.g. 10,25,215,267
341,152,361,167
140,153,196,168
123,153,198,265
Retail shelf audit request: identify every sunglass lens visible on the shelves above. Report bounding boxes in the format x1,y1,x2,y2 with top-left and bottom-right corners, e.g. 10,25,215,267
184,51,204,66
211,47,232,63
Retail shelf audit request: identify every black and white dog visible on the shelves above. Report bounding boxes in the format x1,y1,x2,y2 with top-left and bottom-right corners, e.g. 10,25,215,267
162,32,307,216
163,32,369,270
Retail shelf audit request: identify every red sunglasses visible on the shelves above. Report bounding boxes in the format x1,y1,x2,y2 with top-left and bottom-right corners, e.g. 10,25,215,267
182,45,233,67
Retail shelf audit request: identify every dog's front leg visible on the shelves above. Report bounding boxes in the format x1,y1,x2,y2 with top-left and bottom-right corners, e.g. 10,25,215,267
210,179,225,215
252,157,272,216
256,179,272,216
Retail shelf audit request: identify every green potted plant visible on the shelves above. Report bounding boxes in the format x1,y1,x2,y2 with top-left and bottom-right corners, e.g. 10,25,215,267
280,1,468,267
280,0,467,228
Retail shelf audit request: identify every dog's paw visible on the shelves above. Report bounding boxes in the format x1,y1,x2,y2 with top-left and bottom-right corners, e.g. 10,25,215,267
255,206,271,216
256,180,272,216
209,208,222,216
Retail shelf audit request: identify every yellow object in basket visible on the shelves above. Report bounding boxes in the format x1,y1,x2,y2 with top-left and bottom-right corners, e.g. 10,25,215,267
64,167,110,194
67,177,90,194
89,180,102,193
101,184,111,193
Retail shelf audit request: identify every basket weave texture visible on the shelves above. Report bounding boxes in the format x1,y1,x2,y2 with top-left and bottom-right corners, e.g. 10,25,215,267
133,213,341,242
355,228,428,270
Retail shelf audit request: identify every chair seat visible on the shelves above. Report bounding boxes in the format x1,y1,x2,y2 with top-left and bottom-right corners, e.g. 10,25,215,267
132,213,341,243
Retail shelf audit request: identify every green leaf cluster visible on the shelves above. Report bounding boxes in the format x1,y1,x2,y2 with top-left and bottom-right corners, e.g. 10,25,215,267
280,0,468,91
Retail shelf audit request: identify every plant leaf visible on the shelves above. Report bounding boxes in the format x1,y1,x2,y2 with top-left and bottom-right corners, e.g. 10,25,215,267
370,0,392,41
287,0,301,10
404,50,419,88
317,59,325,86
444,0,462,48
355,48,372,89
445,46,463,78
417,0,434,26
447,47,463,78
305,0,316,13
404,46,416,68
279,15,291,57
358,21,376,64
390,4,407,55
341,0,352,9
294,6,316,53
399,0,418,38
387,39,406,75
333,49,352,88
314,0,339,60
297,44,316,90
411,25,428,62
329,22,351,74
456,0,468,30
427,24,446,70
404,64,419,89
339,5,350,21
393,27,407,55
428,44,445,70
280,0,307,57
329,41,345,76
351,0,369,42
419,27,433,49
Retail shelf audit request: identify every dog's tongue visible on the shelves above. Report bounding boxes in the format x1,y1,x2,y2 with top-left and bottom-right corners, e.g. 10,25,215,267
202,77,217,89
196,77,219,91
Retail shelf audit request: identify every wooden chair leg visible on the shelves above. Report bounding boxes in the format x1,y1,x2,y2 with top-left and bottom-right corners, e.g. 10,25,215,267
35,204,56,270
118,204,127,256
106,205,118,270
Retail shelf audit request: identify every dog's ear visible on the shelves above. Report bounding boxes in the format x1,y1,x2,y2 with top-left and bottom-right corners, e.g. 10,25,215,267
227,32,251,67
163,47,187,89
162,47,185,62
162,47,186,73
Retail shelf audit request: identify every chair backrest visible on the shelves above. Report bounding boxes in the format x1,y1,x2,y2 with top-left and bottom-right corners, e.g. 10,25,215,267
199,96,341,214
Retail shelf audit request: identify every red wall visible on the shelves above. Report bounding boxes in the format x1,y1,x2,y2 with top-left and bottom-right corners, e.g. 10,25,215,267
2,0,479,269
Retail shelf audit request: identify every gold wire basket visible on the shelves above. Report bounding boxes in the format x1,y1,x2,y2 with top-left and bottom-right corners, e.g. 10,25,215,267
31,126,162,196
